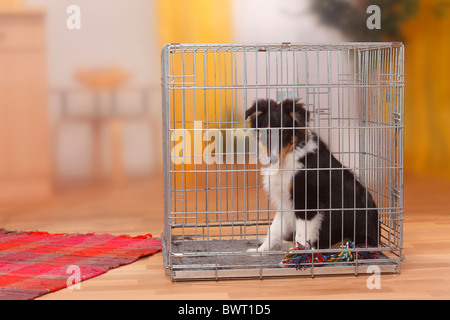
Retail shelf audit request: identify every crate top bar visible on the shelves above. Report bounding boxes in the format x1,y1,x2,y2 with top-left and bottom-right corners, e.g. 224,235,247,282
163,42,404,53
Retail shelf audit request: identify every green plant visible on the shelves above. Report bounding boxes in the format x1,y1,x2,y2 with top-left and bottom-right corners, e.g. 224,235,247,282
309,0,419,41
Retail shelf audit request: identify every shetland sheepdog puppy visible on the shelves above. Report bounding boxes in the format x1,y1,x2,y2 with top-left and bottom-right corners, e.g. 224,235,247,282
245,98,379,252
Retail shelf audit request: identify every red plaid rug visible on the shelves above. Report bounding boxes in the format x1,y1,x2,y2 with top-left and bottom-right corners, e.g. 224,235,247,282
0,229,161,300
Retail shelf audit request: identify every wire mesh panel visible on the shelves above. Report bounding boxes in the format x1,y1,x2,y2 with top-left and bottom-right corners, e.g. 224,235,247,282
161,43,404,280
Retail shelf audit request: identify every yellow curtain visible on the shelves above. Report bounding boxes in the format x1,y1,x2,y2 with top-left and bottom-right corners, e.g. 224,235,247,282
403,0,450,178
155,0,234,128
155,0,232,45
155,0,233,181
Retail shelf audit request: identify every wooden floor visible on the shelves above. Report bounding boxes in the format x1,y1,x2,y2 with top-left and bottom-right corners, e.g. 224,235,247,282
1,174,450,300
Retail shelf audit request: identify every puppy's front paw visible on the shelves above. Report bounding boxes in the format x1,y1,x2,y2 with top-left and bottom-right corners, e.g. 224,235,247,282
247,244,269,253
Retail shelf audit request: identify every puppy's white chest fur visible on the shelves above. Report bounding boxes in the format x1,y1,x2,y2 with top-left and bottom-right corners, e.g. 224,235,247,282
262,152,298,212
261,141,316,212
248,140,321,252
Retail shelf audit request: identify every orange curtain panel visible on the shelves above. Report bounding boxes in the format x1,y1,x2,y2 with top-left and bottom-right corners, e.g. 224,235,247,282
403,0,450,178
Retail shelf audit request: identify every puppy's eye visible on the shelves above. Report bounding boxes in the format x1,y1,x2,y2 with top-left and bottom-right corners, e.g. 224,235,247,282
282,130,291,138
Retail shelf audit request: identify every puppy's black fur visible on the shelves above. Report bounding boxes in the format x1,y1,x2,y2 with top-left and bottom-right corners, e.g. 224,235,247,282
246,98,379,248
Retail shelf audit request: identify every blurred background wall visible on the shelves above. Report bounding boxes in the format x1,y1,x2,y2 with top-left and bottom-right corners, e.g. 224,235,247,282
0,0,449,204
26,0,161,187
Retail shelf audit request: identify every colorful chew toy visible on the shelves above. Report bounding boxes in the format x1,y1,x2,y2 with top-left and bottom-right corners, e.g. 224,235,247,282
282,240,380,270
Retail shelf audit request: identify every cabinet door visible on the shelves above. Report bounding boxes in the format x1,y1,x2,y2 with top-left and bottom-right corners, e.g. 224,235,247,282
0,50,51,178
0,13,51,200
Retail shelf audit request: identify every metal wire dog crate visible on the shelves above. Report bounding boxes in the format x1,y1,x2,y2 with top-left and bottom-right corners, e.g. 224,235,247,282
161,42,404,280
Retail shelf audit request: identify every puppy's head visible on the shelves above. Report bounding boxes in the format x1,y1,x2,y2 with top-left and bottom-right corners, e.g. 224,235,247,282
245,99,310,164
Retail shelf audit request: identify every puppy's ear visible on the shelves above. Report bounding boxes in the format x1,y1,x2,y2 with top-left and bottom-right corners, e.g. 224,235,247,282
245,103,259,121
245,99,271,127
245,99,266,120
282,99,310,127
